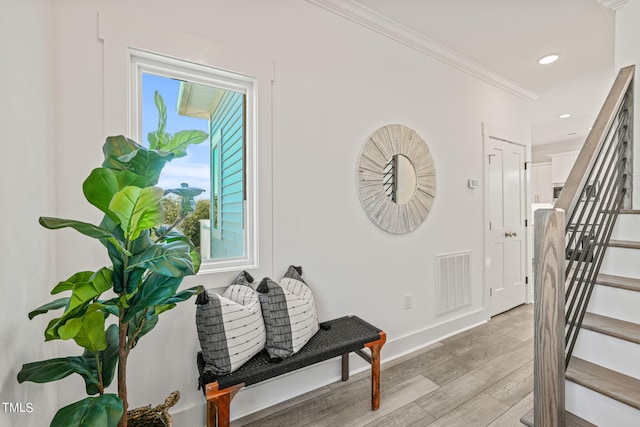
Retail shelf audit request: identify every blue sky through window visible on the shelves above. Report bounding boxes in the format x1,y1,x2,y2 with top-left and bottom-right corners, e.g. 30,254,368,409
141,73,211,197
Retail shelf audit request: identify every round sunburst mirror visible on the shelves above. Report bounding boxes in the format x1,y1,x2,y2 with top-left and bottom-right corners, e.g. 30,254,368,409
357,124,436,234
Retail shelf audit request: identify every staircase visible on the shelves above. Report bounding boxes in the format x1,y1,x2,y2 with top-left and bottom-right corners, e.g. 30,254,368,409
523,212,640,426
564,211,640,425
524,65,638,426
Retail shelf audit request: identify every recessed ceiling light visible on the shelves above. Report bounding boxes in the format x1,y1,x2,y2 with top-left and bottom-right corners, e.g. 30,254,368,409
538,54,560,65
559,113,571,119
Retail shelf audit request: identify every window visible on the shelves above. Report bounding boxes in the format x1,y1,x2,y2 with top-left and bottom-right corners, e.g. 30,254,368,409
130,49,257,273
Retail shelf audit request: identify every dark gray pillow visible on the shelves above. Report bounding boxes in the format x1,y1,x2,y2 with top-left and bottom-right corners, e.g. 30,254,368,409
257,266,320,359
196,271,266,375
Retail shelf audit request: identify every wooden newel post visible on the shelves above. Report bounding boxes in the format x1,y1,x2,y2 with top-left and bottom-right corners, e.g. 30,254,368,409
534,208,566,427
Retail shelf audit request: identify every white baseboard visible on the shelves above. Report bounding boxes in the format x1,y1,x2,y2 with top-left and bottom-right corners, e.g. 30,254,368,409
171,308,489,426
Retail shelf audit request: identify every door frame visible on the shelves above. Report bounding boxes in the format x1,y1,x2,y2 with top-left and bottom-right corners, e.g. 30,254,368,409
482,123,532,315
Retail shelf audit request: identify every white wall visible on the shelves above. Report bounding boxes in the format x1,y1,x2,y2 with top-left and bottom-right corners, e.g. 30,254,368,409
615,0,640,208
0,0,58,426
6,0,531,424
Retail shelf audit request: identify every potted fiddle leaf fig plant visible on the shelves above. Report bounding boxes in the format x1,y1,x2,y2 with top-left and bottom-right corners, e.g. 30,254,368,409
17,93,209,427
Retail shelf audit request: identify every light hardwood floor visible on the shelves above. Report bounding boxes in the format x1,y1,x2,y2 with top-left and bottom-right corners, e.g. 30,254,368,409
234,304,534,427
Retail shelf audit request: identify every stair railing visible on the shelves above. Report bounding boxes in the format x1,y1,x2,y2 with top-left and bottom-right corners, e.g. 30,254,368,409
533,65,634,426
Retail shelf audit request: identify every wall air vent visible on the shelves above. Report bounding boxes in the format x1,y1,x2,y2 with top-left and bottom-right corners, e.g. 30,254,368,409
436,251,472,315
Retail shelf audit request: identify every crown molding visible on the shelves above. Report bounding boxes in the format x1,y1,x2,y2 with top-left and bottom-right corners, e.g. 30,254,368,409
597,0,630,11
306,0,538,101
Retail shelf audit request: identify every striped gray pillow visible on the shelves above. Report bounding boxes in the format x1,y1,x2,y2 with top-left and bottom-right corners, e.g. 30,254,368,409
257,266,320,359
196,271,266,375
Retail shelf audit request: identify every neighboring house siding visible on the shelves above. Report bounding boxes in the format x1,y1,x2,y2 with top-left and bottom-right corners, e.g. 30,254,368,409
210,91,244,258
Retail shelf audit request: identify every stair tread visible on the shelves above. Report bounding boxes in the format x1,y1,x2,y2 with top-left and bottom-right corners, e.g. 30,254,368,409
607,239,640,249
520,408,596,427
582,312,640,344
595,273,640,292
567,357,640,410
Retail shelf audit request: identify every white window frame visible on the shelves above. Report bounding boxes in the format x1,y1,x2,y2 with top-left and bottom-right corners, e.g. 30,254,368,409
210,128,222,241
129,48,258,274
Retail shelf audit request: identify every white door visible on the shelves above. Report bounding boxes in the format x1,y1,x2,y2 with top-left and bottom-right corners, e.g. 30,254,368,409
487,138,527,316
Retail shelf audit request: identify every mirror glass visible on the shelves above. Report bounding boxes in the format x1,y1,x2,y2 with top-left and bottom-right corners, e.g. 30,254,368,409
383,154,417,204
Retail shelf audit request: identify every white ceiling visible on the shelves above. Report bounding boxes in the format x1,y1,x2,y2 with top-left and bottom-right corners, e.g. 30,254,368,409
314,0,619,147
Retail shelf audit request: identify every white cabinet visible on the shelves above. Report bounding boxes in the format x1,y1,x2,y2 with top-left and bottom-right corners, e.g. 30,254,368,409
531,162,553,203
549,151,579,185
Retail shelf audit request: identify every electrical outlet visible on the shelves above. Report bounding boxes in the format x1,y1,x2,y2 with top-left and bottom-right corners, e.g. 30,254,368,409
404,294,412,310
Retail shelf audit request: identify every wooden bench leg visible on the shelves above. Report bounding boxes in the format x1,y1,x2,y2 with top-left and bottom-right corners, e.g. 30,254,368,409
206,399,217,427
364,331,386,411
341,353,350,381
205,382,244,427
217,393,231,427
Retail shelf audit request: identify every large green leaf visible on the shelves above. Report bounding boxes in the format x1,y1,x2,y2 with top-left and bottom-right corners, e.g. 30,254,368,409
45,299,103,343
124,267,146,295
126,241,194,277
58,305,107,352
153,226,194,249
120,149,174,187
45,317,61,341
17,357,98,389
43,269,112,340
127,286,202,346
130,228,154,255
73,318,107,352
102,135,142,168
28,298,69,320
191,249,202,274
99,298,119,317
57,318,82,340
102,135,173,186
19,327,118,397
82,324,119,395
66,268,113,313
151,228,200,273
45,308,85,341
99,216,147,294
164,285,204,305
99,216,125,293
109,186,164,241
147,91,169,150
148,131,171,152
39,217,128,256
83,168,147,221
162,130,209,158
126,309,159,347
51,271,94,295
123,274,182,322
154,90,167,135
154,304,176,315
154,285,204,317
50,394,123,427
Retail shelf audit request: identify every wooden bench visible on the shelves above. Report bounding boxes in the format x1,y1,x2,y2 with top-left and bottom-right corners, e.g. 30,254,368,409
197,315,386,427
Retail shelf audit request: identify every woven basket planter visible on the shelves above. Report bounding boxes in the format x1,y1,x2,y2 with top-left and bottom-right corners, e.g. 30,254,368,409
127,391,180,427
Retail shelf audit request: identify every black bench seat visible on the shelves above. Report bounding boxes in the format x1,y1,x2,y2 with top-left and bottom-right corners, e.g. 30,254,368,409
197,315,386,427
